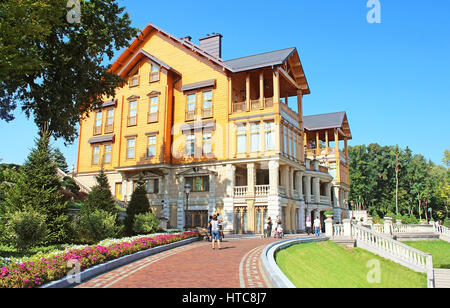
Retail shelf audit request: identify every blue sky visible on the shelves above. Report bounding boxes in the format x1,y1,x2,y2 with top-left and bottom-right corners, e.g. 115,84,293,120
0,0,449,169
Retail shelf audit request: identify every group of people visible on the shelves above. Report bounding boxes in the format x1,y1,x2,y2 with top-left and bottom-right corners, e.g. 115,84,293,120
208,213,324,249
264,215,323,238
264,216,284,238
208,213,224,250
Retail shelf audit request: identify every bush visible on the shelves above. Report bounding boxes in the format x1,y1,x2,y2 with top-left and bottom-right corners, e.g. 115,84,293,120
3,211,47,251
125,180,151,235
133,212,160,235
77,210,122,244
444,217,450,228
402,214,419,225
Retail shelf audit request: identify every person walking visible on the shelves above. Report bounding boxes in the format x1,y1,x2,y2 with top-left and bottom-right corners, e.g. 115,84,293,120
208,215,213,241
209,215,222,250
313,216,321,237
265,217,273,238
306,216,312,235
217,212,224,241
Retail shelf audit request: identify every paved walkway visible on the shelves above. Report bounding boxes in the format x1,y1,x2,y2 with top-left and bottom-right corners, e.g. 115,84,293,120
75,234,306,288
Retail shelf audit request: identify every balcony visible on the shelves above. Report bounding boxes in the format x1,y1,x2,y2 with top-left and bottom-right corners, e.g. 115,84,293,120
232,97,274,113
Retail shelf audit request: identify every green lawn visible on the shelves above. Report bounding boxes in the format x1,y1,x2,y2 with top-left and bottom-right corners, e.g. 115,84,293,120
276,240,427,288
403,240,450,269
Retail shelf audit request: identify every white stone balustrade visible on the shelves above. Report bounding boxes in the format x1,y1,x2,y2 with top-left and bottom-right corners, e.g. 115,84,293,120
234,186,248,197
255,185,270,196
393,224,434,233
326,219,435,288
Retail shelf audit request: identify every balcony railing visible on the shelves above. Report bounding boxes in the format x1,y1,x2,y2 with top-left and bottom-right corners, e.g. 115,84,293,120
255,185,270,196
233,101,246,113
250,99,260,111
234,186,248,197
232,97,275,113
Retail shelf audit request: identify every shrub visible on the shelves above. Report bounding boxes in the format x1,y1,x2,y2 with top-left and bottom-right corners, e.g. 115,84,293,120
125,179,151,235
444,217,450,228
77,210,121,244
133,212,160,235
4,211,47,251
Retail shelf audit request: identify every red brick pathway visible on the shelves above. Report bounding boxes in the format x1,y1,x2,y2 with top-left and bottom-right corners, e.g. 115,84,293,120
76,236,285,288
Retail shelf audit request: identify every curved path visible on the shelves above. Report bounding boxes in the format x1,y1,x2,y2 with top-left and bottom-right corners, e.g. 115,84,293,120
75,235,305,288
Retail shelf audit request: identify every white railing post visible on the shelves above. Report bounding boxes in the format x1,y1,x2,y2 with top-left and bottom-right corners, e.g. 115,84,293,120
384,217,393,235
343,219,352,238
426,254,434,288
325,217,333,237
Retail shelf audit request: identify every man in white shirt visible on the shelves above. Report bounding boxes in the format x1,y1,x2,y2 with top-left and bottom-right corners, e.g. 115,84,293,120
313,217,321,237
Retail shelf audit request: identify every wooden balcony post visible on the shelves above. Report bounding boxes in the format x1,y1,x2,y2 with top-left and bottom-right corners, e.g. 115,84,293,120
335,128,340,182
344,137,348,162
325,130,329,155
316,131,320,156
246,73,250,111
297,90,304,162
273,69,280,113
259,71,264,108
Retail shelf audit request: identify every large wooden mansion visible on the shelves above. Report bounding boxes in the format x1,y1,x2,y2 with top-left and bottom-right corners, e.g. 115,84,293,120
75,23,352,234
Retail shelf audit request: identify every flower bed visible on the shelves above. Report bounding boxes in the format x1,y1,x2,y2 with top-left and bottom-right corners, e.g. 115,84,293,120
0,231,198,288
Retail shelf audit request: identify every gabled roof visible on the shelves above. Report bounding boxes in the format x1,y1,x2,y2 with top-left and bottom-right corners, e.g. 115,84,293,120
224,47,296,72
110,22,310,93
304,111,352,139
117,48,180,77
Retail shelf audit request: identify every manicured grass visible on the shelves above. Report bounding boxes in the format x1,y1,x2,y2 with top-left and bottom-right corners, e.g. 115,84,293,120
403,240,450,269
276,240,427,288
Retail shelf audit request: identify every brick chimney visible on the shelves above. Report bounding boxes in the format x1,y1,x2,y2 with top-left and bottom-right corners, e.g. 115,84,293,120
199,33,223,59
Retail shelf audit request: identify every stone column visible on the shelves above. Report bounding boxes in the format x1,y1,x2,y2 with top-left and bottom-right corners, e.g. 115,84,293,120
296,171,304,200
312,177,320,203
225,164,236,197
291,203,296,233
163,172,170,220
289,167,295,198
208,172,217,217
268,160,281,224
224,164,236,233
304,175,311,203
333,186,340,208
299,204,306,231
268,160,279,195
247,163,256,196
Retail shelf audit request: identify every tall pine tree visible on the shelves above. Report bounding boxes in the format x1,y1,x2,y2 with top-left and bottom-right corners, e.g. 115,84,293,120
5,129,71,244
125,178,151,236
81,166,117,215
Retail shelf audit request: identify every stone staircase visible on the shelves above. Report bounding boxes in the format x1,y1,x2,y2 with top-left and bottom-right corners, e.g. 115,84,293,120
434,269,450,288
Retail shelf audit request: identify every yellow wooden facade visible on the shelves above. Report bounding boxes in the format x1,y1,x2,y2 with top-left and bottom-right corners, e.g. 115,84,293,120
77,25,309,175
